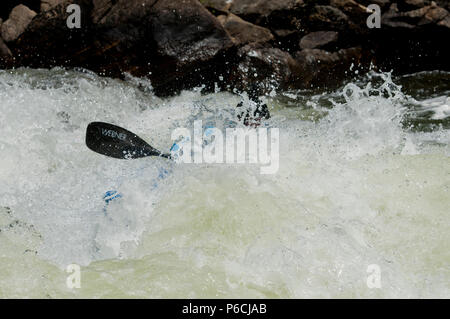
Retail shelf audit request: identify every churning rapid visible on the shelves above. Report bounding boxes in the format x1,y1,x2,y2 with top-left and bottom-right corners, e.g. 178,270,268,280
0,68,448,298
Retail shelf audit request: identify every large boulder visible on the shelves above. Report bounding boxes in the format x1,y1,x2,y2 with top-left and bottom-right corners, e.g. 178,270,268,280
149,0,233,65
294,47,364,88
1,5,37,42
146,0,234,95
217,13,274,46
228,44,302,93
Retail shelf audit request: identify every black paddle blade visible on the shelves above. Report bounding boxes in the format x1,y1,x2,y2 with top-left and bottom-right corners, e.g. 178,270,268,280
86,122,169,159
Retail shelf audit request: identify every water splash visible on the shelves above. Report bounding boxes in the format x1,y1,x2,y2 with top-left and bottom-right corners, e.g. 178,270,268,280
0,68,448,298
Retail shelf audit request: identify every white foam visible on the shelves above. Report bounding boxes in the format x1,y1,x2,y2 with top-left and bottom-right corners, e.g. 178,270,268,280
0,68,448,298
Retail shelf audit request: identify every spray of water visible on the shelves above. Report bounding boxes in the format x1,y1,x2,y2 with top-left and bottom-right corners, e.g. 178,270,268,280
0,68,448,298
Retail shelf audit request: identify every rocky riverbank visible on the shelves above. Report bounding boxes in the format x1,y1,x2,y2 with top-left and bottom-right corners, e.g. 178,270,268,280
0,0,449,96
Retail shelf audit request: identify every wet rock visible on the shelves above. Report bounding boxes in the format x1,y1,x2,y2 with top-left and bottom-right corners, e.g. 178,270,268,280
147,0,234,95
294,47,363,88
1,4,37,42
151,0,233,64
229,44,301,92
41,0,64,11
299,31,338,50
217,13,274,46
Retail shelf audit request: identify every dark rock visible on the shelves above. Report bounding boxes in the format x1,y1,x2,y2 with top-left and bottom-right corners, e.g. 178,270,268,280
91,0,113,24
330,0,366,14
273,29,297,38
0,37,12,57
309,5,349,31
382,3,449,28
200,0,232,12
41,0,64,11
147,0,234,95
358,0,391,8
369,2,450,74
329,0,368,28
419,5,448,25
272,29,300,53
294,47,363,88
382,3,418,28
356,0,392,11
1,5,37,42
217,13,274,46
2,0,449,96
438,15,450,28
299,31,338,50
229,0,304,28
230,0,303,17
228,44,302,93
150,0,233,64
10,0,235,96
403,0,430,8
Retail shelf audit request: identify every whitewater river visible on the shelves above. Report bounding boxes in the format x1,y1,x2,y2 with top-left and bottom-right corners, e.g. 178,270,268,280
0,68,448,298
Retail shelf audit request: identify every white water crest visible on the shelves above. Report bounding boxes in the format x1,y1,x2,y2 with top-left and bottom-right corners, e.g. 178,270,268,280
0,68,449,298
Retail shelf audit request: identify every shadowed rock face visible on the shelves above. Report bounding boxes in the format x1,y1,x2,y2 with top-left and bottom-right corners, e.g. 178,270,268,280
294,47,364,88
0,0,449,96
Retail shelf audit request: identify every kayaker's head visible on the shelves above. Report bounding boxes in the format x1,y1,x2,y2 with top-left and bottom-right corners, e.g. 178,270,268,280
237,84,270,127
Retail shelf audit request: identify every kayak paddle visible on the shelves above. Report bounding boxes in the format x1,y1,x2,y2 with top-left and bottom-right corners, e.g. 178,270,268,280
86,122,171,159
